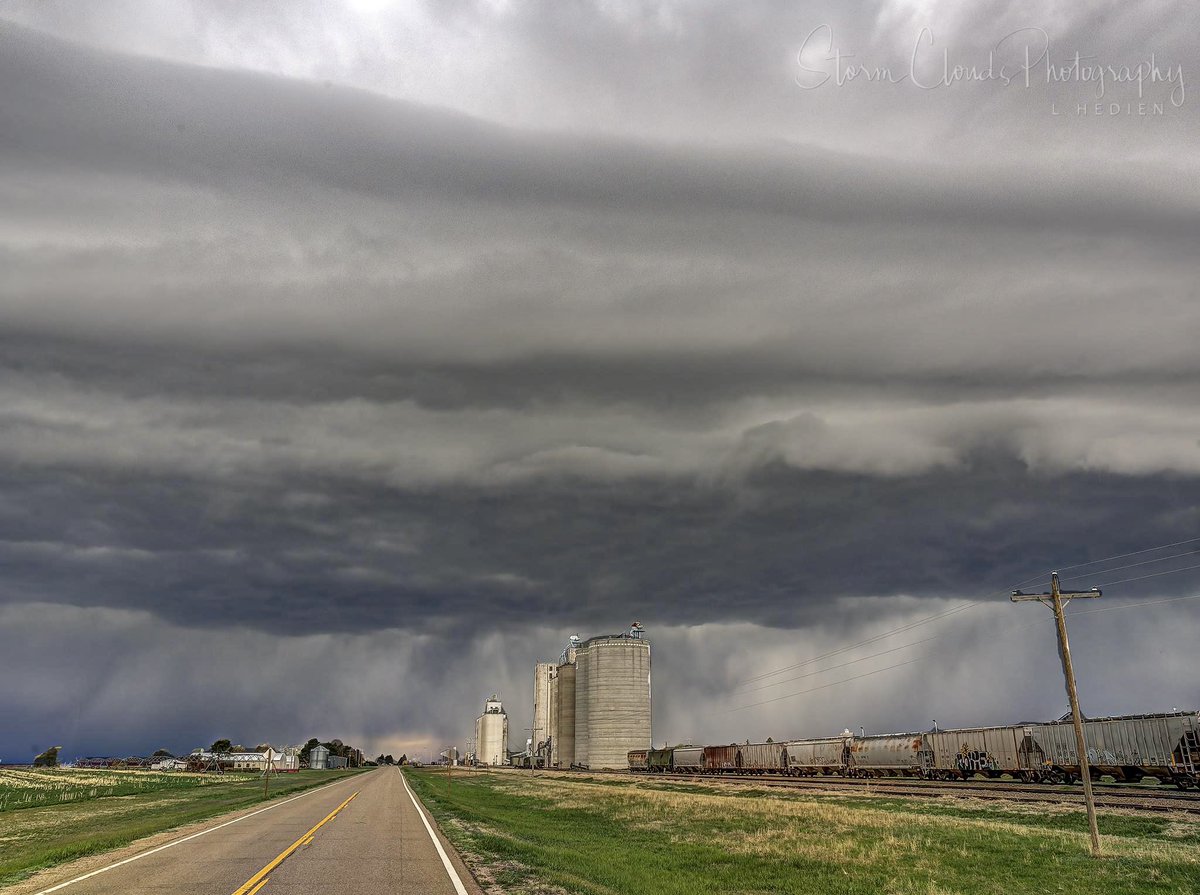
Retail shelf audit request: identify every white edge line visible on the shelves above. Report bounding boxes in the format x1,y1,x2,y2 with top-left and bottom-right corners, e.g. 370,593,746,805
30,773,363,895
399,767,471,895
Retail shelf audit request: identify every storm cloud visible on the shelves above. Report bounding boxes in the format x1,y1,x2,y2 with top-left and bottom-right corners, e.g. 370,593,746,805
1,3,1198,761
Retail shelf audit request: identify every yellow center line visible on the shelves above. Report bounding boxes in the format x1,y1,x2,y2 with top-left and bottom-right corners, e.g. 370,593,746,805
229,791,359,895
245,879,270,895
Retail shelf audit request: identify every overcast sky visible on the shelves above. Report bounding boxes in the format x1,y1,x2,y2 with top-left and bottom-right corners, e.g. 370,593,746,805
1,1,1198,762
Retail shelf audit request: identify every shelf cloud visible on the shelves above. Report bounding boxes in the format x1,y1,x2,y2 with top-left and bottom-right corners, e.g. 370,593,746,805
1,4,1198,759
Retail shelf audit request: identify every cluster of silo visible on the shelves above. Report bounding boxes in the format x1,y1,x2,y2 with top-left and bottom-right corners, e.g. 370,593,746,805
538,625,651,770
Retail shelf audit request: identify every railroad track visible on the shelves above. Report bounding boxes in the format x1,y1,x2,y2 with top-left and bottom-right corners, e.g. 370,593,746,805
501,767,1200,814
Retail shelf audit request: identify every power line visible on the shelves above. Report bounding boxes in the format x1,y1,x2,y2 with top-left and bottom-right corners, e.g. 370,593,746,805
1058,548,1200,583
736,535,1200,690
728,657,924,712
1055,535,1200,572
732,590,1200,713
1069,591,1200,616
1099,561,1200,590
739,600,981,685
733,633,945,695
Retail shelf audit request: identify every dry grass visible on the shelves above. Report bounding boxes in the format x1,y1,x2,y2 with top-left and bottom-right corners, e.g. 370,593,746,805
410,768,1200,895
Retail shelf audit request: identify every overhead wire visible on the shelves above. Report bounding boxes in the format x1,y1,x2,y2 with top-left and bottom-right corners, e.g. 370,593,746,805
1050,535,1200,575
1056,548,1200,584
738,535,1200,688
1094,561,1200,588
732,633,945,695
728,658,925,712
730,535,1200,712
730,587,1200,712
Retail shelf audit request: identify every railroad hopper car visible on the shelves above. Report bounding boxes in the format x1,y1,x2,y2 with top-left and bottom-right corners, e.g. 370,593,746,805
627,749,649,772
925,726,1023,781
1028,713,1200,787
737,742,788,774
673,746,705,773
703,744,739,773
647,747,674,773
785,736,851,776
848,733,930,778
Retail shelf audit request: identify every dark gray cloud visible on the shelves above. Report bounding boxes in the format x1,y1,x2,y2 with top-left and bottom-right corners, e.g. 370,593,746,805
1,7,1198,761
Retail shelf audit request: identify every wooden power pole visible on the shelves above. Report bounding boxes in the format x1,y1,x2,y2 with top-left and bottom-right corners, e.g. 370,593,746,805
1012,571,1102,857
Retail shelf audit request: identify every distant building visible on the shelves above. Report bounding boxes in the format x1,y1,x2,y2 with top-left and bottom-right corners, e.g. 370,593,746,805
150,758,189,771
327,755,348,769
475,695,509,766
222,747,298,772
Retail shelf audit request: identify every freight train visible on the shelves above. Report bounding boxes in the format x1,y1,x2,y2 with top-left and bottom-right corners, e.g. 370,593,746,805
628,711,1200,789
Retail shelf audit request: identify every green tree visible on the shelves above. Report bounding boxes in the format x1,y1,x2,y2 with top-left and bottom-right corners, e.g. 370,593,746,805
398,754,408,765
152,748,175,758
211,739,232,753
34,746,62,767
299,738,320,763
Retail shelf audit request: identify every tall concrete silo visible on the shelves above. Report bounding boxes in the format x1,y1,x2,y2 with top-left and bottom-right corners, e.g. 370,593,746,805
532,662,554,753
475,694,509,766
552,660,576,768
573,629,651,770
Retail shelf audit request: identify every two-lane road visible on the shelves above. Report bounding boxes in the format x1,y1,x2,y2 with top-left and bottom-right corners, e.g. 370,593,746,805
23,768,480,895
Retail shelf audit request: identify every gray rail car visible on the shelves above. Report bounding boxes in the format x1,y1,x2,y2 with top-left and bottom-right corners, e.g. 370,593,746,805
672,746,704,772
785,737,851,776
926,726,1023,780
737,742,788,774
1029,712,1200,786
848,733,930,777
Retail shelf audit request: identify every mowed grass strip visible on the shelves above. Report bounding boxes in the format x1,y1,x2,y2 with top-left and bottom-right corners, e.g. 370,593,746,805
0,768,369,887
405,768,1200,895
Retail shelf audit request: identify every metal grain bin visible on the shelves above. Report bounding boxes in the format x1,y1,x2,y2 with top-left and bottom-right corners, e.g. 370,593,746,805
926,726,1022,779
308,744,329,770
738,742,787,774
703,744,739,773
848,733,929,777
673,746,704,772
786,737,849,775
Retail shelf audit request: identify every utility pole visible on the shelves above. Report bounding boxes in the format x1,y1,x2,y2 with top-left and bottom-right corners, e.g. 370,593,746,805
1012,571,1102,857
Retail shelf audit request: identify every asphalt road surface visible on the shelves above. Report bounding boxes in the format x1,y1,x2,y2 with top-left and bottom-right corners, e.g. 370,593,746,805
26,768,482,895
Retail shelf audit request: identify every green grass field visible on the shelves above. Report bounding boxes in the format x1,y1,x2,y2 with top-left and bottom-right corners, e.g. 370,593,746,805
405,768,1200,895
0,767,368,887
